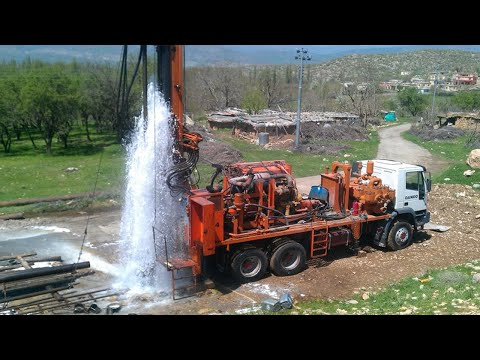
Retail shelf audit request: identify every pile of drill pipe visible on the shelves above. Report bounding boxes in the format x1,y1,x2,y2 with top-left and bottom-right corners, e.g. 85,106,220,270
0,262,91,303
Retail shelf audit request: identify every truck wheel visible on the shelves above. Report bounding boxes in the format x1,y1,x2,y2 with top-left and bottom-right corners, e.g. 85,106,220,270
230,248,267,283
269,241,306,276
387,221,413,251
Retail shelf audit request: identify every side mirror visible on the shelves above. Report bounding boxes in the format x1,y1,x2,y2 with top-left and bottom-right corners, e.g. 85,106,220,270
425,171,432,192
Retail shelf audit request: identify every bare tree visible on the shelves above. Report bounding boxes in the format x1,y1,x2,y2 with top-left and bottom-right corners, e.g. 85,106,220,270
341,82,378,127
215,67,244,108
258,67,287,108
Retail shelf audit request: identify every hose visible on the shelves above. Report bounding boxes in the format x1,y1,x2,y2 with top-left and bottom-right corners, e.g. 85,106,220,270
166,148,199,196
206,164,224,193
244,203,289,225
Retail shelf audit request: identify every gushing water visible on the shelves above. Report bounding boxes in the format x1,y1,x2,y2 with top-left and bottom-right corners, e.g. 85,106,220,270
115,83,188,296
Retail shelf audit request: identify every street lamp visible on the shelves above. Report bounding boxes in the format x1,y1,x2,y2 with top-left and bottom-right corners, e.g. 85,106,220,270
294,48,311,149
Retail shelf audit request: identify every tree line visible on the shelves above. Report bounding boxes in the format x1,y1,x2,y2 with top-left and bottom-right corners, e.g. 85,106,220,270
0,58,143,154
185,64,480,125
184,64,344,117
2,56,479,155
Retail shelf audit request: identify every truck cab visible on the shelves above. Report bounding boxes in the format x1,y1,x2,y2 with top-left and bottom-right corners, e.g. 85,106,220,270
359,159,431,247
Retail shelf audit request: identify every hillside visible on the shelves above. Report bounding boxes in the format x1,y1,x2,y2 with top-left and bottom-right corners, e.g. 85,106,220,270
1,46,480,70
309,49,480,82
0,45,122,63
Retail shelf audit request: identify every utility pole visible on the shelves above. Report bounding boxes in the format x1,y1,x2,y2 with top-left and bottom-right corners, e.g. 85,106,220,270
294,48,311,149
431,68,438,124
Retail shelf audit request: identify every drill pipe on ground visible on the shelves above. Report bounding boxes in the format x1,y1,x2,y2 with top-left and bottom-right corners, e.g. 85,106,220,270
0,262,90,283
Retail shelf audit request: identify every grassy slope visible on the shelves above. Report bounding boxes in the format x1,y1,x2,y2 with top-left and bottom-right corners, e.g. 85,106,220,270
402,132,478,185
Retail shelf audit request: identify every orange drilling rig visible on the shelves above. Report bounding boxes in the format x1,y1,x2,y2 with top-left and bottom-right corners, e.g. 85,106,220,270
157,45,431,294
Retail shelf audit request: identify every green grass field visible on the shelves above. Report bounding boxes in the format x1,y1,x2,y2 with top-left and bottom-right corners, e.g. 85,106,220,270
0,125,125,203
402,132,478,185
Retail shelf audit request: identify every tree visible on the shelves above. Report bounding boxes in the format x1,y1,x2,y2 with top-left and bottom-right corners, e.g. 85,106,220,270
22,65,79,154
397,87,428,117
383,97,398,112
242,87,267,115
285,65,292,84
0,81,14,153
215,67,244,108
341,83,378,127
0,67,25,153
452,91,480,112
312,80,342,112
258,67,286,108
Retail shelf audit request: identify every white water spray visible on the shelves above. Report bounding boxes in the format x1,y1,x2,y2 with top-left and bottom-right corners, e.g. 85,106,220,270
115,83,188,295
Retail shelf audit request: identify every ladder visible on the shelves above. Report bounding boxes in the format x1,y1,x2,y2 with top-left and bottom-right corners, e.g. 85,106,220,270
153,228,200,300
311,227,329,258
164,258,199,300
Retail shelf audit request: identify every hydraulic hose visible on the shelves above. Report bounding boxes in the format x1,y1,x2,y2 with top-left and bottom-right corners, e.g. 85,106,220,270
244,203,289,225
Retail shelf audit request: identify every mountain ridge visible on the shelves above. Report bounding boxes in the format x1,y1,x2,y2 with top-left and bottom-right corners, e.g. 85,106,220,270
1,45,480,66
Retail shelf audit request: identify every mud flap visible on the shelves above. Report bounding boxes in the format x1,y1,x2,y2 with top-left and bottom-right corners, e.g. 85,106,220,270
373,214,397,248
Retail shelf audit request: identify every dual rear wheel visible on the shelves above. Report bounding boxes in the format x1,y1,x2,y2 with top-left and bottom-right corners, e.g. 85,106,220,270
230,240,306,283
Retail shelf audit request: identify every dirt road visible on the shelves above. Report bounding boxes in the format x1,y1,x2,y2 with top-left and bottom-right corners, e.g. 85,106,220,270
376,123,449,174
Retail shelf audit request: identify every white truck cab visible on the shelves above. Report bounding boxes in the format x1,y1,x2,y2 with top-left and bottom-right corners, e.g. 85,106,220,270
358,159,431,248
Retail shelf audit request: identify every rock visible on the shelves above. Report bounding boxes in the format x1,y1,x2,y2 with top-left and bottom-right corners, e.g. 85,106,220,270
400,309,412,315
357,250,367,257
65,167,79,172
197,308,212,314
467,149,480,168
336,309,348,315
464,169,476,177
204,278,215,289
455,192,466,197
362,246,377,253
346,299,358,304
473,273,480,283
473,184,480,189
476,214,480,219
444,178,451,181
362,293,369,300
186,115,195,126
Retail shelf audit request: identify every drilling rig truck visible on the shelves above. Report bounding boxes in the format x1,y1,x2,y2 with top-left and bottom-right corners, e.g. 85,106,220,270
156,45,431,291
